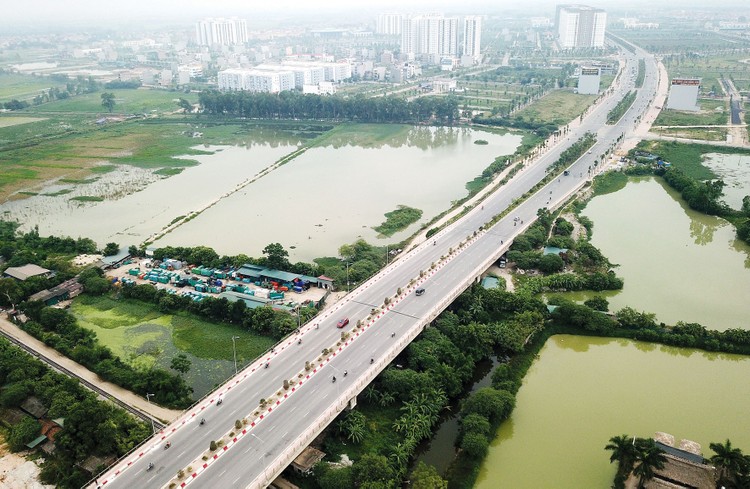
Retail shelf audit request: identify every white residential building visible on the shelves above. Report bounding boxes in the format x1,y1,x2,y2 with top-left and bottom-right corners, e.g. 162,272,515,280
256,63,325,89
401,14,459,62
556,5,607,49
196,17,248,47
282,60,351,82
218,60,350,93
217,68,294,93
463,16,482,60
376,13,403,35
303,81,336,95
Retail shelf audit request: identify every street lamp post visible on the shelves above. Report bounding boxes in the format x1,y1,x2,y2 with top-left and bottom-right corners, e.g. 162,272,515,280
145,393,156,435
231,336,240,374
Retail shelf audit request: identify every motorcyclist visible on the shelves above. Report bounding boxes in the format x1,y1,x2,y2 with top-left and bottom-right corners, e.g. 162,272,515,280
164,442,171,449
344,370,348,377
370,358,374,364
200,418,205,425
332,376,336,383
148,462,154,471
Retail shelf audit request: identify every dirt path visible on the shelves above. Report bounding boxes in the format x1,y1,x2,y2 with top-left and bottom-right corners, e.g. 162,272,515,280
0,316,181,423
0,438,53,489
558,211,587,241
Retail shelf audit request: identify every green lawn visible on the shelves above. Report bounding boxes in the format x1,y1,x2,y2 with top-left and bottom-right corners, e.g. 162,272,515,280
71,295,276,398
0,73,66,103
513,90,597,125
653,98,727,127
26,88,198,114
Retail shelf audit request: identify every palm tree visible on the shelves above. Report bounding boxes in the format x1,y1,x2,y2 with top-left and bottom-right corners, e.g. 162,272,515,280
378,391,395,407
710,439,747,486
605,434,637,472
632,439,667,489
363,386,380,404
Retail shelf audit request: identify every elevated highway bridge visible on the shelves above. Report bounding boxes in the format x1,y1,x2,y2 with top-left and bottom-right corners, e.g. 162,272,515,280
92,44,661,489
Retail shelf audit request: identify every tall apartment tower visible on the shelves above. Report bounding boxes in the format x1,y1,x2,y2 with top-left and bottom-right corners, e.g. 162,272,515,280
463,16,482,59
401,14,459,61
376,13,403,35
556,5,606,48
196,17,248,46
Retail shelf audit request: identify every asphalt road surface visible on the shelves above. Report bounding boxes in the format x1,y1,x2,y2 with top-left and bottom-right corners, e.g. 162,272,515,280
94,45,659,489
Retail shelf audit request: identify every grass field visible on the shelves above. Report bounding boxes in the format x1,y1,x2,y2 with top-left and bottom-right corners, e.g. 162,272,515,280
0,116,46,128
615,28,750,53
512,90,597,125
0,121,209,199
315,123,411,148
0,73,66,103
71,295,275,398
0,119,330,201
659,127,728,142
653,98,728,127
26,88,198,114
635,140,750,180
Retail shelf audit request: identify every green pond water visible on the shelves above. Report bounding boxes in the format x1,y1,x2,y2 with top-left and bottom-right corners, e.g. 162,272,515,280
475,334,750,488
555,177,750,330
70,297,275,399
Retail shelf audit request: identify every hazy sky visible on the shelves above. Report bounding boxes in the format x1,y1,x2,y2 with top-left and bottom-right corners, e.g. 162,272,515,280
2,0,748,31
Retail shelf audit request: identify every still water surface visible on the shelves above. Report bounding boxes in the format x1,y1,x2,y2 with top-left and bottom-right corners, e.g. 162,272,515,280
1,126,520,262
155,126,521,260
475,335,750,488
702,153,750,210
563,177,750,330
1,142,296,245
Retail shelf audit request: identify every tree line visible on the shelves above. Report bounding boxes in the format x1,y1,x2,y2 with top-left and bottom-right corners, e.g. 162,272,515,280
621,163,750,246
0,337,149,488
18,298,193,408
0,222,100,308
197,90,459,124
118,282,309,339
311,282,548,489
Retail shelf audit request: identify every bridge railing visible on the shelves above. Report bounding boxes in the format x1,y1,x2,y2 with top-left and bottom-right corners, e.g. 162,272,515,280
246,230,512,487
246,134,603,487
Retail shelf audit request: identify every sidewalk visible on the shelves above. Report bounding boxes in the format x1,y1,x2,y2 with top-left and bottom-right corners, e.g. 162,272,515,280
0,316,181,423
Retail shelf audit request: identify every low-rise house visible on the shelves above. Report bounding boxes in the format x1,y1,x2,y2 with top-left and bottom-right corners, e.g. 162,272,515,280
3,264,53,281
28,278,83,306
20,396,47,419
